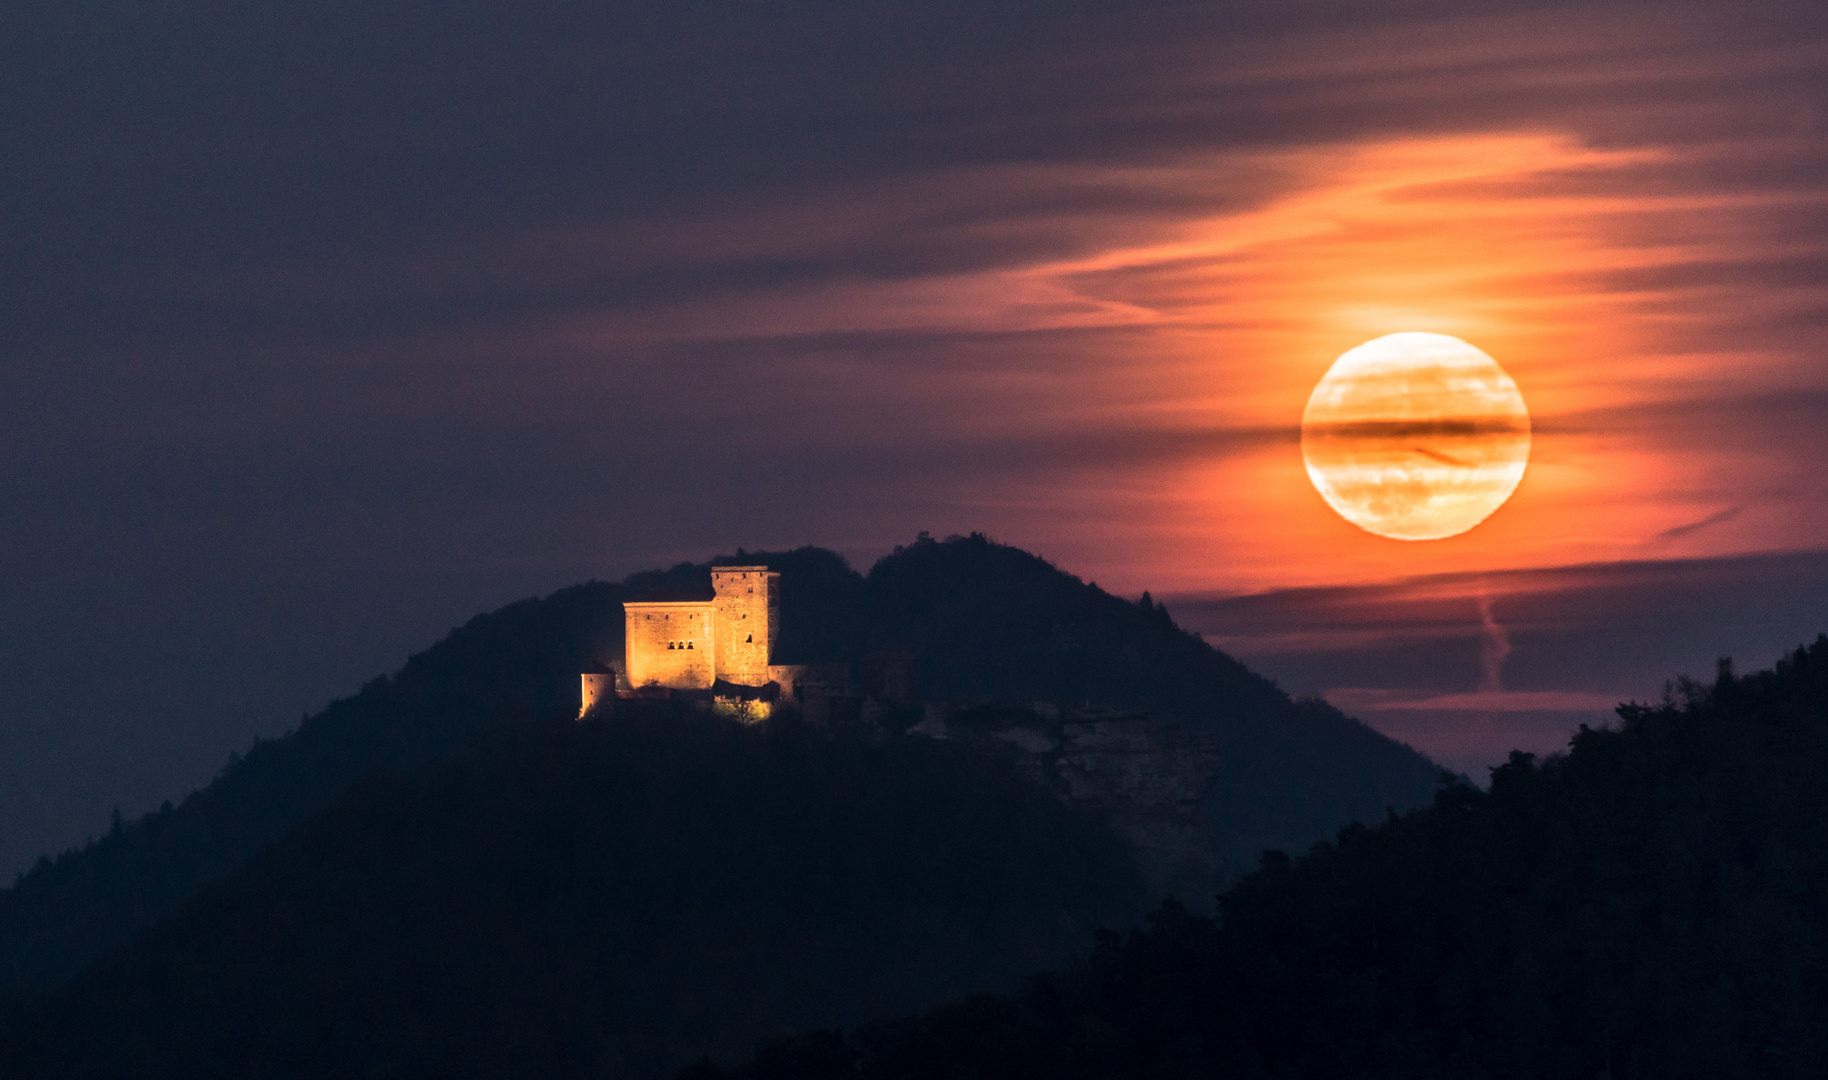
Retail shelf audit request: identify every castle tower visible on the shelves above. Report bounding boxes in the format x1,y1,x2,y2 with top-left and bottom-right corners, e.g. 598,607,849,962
711,566,778,685
579,673,615,718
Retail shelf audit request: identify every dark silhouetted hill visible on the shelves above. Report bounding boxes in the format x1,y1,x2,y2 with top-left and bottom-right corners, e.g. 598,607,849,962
708,636,1828,1080
864,535,1438,873
0,535,1438,991
0,579,633,990
0,707,1145,1079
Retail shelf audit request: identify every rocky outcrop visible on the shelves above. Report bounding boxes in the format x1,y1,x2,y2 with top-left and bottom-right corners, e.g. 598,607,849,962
912,701,1227,905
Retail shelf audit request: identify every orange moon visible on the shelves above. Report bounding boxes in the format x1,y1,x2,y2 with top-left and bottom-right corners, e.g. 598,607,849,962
1301,333,1531,541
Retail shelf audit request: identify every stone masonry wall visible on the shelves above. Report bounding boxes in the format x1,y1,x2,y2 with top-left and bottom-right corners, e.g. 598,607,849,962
624,601,716,689
711,567,778,686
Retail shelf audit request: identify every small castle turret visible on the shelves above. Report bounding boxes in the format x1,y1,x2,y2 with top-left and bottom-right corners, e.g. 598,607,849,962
579,673,615,718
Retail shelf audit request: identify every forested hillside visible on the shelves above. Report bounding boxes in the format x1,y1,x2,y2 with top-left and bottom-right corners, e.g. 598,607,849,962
0,708,1145,1078
0,580,627,989
0,535,1439,991
709,637,1828,1080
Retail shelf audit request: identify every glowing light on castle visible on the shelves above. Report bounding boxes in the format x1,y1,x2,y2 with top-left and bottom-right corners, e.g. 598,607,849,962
581,564,875,722
623,566,780,689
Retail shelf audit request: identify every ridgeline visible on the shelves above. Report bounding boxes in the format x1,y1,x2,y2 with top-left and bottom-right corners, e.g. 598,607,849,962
0,535,1437,994
0,534,1446,1078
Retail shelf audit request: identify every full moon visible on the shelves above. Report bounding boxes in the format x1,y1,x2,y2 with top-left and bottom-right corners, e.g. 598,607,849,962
1301,332,1530,541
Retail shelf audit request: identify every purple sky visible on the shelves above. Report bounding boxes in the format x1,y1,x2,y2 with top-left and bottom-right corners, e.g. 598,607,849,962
4,0,1828,876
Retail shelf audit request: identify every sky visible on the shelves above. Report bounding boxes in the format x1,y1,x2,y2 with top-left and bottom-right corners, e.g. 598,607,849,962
4,0,1828,875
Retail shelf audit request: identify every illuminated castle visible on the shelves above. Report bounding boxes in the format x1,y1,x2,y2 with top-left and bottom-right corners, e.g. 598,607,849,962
579,563,887,719
624,566,780,689
581,566,806,716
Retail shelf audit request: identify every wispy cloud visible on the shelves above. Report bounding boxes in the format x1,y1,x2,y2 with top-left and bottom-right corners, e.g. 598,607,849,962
1326,688,1625,714
1657,506,1743,541
1476,593,1512,693
1174,549,1828,773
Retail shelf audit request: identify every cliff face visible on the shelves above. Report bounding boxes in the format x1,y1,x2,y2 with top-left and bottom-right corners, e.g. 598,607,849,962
913,702,1227,905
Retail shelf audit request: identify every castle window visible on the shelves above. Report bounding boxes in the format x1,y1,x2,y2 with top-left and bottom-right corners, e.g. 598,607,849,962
667,641,675,650
687,641,695,649
745,634,753,643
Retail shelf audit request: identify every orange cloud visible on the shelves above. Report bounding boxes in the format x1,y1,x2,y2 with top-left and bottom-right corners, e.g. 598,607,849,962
546,90,1828,597
930,133,1828,592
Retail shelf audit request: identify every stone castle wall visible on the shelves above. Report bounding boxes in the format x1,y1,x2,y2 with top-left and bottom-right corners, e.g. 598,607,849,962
766,662,851,696
624,601,716,689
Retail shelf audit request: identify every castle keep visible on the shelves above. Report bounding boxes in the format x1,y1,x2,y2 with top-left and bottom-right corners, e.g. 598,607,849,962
624,566,779,690
580,562,865,718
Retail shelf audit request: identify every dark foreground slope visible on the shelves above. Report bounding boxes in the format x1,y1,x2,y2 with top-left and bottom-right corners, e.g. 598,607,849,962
713,638,1828,1080
0,708,1145,1080
0,536,1437,990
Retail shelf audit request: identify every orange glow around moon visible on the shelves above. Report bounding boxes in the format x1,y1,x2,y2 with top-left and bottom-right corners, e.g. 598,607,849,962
1301,333,1531,541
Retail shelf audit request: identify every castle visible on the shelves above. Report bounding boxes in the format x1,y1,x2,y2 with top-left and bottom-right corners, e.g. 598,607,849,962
624,565,780,690
582,566,838,716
